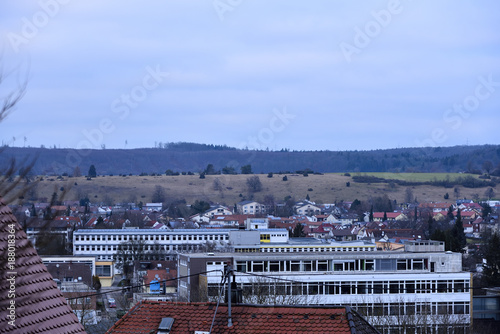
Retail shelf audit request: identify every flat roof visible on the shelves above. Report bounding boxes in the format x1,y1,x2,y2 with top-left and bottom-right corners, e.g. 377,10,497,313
180,251,461,260
74,229,237,234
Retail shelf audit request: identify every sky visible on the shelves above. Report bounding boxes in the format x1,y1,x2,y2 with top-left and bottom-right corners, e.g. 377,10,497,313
0,0,499,152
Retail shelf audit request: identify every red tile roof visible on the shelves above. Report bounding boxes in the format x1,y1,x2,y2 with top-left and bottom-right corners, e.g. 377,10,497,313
0,198,86,334
106,301,379,334
144,269,178,288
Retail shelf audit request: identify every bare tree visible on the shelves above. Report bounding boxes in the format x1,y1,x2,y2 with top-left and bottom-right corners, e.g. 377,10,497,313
212,177,223,191
484,187,495,200
64,282,98,331
151,185,166,203
404,187,414,204
0,61,33,204
246,175,262,193
114,239,167,286
238,276,318,305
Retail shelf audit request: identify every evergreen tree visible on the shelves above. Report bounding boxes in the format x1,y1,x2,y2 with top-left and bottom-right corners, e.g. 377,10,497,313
481,203,492,219
292,223,305,237
482,233,500,286
427,215,434,239
454,208,466,251
383,211,387,221
369,206,374,222
241,164,253,174
446,205,455,221
88,164,97,177
203,164,216,175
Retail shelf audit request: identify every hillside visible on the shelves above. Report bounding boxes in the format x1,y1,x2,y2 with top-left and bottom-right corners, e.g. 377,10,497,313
1,143,500,176
24,173,499,207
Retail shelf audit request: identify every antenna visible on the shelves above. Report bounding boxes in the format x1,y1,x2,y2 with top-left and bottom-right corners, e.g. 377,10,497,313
226,263,233,328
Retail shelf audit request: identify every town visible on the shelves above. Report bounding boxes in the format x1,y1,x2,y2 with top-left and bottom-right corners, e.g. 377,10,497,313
2,177,500,333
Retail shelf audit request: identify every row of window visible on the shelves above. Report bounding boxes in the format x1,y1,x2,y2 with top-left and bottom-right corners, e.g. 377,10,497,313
74,234,228,242
355,301,470,317
75,244,201,253
235,258,429,273
378,325,468,334
257,246,375,253
208,279,470,297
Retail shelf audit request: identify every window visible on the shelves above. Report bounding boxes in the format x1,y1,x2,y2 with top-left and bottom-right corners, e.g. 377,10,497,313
412,259,425,270
303,261,313,271
290,261,300,271
96,265,111,276
397,259,408,270
252,261,265,272
269,261,280,272
236,262,247,272
376,259,396,271
389,281,400,294
318,260,328,271
373,282,384,294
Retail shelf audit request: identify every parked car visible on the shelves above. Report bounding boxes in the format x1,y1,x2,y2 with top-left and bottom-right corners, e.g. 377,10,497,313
108,298,116,308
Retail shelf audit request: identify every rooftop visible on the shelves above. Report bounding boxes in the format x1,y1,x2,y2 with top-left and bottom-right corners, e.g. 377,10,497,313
106,301,380,334
0,198,86,333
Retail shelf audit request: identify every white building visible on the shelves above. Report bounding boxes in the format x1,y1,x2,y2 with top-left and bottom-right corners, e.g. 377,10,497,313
236,201,266,215
179,240,471,334
73,229,234,262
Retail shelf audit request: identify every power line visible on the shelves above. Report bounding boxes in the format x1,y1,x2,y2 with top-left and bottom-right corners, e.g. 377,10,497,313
65,269,223,301
209,270,228,334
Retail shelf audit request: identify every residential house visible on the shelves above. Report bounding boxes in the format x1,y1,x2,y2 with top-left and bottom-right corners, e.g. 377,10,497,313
60,281,99,326
294,201,321,216
236,200,266,215
203,204,233,218
145,203,163,212
42,256,96,288
331,228,357,241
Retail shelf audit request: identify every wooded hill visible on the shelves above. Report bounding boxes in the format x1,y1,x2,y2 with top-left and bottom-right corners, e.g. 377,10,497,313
1,143,500,176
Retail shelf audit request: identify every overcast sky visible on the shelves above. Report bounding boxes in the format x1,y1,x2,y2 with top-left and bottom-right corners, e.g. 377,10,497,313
1,0,499,151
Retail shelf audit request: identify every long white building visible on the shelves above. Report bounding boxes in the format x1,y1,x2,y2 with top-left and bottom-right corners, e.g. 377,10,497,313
73,229,233,261
178,240,471,334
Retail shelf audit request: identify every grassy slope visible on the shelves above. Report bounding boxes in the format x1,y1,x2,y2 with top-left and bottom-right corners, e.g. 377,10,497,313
29,173,498,207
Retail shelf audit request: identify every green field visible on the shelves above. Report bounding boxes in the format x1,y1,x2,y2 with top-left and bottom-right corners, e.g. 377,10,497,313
348,172,473,182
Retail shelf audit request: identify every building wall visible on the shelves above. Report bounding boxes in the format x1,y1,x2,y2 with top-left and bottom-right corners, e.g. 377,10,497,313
73,229,233,261
181,251,471,333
